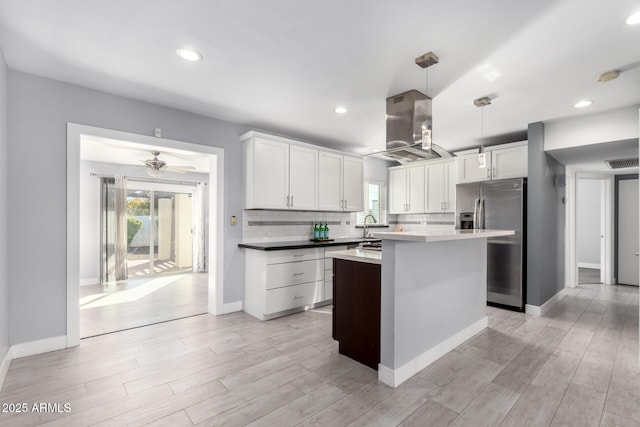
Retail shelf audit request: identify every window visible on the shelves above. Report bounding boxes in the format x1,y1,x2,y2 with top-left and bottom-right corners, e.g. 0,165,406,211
356,180,388,226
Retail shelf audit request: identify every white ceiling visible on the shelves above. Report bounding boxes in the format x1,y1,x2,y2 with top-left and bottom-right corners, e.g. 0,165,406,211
1,0,639,154
547,138,639,174
81,135,211,173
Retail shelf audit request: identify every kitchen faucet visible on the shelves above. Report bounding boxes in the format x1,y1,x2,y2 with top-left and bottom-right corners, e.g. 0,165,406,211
363,214,377,238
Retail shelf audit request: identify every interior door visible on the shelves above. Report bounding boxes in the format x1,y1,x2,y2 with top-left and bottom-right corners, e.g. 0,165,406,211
617,178,639,286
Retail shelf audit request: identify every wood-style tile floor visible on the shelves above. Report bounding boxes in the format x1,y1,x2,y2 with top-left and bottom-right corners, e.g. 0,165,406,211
1,283,638,426
79,272,208,338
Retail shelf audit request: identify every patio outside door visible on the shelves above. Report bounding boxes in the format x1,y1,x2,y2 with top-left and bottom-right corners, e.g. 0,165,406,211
126,188,194,277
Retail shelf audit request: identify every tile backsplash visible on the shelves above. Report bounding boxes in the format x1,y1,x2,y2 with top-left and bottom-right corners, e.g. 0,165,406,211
391,213,456,232
242,210,455,242
243,210,361,242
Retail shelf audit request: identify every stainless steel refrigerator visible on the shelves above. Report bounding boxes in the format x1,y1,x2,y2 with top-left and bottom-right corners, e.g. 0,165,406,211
456,178,526,311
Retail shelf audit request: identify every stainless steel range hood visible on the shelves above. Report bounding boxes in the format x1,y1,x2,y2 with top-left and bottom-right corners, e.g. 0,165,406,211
375,90,452,164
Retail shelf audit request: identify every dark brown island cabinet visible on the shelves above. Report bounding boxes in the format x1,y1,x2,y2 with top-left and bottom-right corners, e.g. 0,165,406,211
332,258,381,370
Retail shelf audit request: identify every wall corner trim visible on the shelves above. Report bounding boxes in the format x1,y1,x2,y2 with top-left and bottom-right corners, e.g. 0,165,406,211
10,335,67,359
378,316,488,388
0,348,12,392
222,301,243,314
525,288,568,316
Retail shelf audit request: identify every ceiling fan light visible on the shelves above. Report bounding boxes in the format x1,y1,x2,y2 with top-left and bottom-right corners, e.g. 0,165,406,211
146,168,164,178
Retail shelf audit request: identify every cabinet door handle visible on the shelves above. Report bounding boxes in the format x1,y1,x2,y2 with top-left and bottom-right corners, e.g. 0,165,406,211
292,272,305,276
345,199,347,209
493,167,497,178
293,295,305,299
487,168,490,178
291,195,294,207
293,254,304,257
286,195,290,207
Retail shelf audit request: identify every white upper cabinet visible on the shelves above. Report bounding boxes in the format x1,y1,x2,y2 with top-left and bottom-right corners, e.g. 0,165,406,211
490,143,528,180
244,134,317,210
425,160,457,213
243,131,363,212
289,145,319,210
318,151,343,211
248,137,290,209
458,151,491,183
389,168,408,214
406,166,425,214
456,141,527,183
318,152,363,212
342,156,364,212
389,165,425,214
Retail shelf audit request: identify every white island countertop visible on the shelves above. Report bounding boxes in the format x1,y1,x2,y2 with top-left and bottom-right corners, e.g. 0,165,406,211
326,248,382,265
373,229,514,242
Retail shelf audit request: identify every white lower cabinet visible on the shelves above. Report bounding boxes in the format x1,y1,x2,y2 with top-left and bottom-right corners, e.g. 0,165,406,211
265,282,322,314
243,245,346,320
323,245,347,301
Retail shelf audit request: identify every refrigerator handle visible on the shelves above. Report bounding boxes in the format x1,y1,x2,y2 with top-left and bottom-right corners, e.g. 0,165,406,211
480,198,485,229
473,198,480,229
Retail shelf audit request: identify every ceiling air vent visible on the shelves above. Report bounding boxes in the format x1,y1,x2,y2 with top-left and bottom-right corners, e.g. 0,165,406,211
605,158,639,169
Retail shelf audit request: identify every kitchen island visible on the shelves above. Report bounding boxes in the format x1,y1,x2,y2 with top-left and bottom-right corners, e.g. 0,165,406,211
331,229,514,388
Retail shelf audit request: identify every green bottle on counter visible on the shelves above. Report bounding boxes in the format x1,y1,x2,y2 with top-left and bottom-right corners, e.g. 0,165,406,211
324,222,329,239
314,223,320,239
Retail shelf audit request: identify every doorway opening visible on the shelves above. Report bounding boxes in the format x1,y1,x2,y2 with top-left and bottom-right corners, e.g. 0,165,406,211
576,177,607,284
67,124,224,347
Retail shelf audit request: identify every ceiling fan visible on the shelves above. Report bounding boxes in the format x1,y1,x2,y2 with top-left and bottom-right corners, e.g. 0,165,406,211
141,151,196,177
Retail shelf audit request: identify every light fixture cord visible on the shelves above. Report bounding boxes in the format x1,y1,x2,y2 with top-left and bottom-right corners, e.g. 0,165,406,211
425,68,429,97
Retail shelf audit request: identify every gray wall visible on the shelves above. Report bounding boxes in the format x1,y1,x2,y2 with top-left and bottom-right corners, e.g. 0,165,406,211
577,179,601,266
0,51,9,361
527,122,566,306
7,71,251,345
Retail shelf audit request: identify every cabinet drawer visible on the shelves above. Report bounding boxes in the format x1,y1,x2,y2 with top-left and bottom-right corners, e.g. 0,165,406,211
324,280,333,300
267,248,323,265
266,282,323,314
266,260,323,289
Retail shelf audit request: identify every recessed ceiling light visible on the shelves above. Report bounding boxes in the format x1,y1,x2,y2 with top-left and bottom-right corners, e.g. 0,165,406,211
334,106,347,114
626,11,640,25
176,48,203,62
574,100,593,108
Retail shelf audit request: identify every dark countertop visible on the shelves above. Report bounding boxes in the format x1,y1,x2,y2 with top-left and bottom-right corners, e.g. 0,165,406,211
238,237,381,251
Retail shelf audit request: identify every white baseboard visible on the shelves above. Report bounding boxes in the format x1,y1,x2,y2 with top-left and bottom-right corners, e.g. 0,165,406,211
80,278,100,286
0,347,12,392
222,301,243,314
578,262,600,270
11,335,67,359
525,288,567,317
378,316,488,388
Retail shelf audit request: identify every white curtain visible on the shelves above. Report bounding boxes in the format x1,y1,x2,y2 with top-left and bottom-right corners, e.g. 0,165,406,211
192,182,207,272
114,174,128,281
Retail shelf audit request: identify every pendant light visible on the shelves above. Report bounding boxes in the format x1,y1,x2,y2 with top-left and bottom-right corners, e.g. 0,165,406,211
415,52,439,151
474,96,491,168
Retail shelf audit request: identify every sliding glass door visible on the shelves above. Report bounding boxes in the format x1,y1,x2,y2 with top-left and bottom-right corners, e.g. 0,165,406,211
126,187,194,277
101,180,199,282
